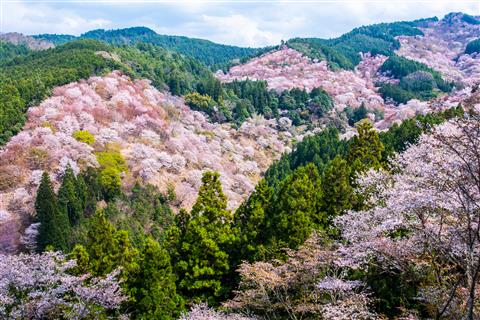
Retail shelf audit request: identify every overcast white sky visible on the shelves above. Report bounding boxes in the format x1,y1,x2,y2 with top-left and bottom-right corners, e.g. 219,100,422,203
1,0,479,47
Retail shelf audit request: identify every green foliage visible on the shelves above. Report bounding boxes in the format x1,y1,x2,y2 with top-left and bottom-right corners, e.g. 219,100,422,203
73,130,95,145
378,55,453,104
347,120,384,174
223,80,333,125
95,150,128,173
232,179,273,263
32,34,77,45
224,79,279,122
321,156,353,221
462,14,480,25
70,244,91,275
465,38,480,54
345,102,368,126
0,41,30,63
35,172,71,252
116,43,217,96
265,127,349,189
127,237,184,320
171,171,235,305
106,183,175,246
79,27,260,69
81,210,139,277
98,167,122,201
267,163,324,250
378,83,416,104
95,150,128,201
58,165,83,226
0,83,25,144
184,92,217,115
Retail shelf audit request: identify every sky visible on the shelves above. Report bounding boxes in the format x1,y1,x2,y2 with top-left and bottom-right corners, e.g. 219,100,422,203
1,0,479,47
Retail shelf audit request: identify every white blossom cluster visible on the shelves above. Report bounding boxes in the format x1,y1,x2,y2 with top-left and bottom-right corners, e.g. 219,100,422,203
0,251,125,319
336,116,480,316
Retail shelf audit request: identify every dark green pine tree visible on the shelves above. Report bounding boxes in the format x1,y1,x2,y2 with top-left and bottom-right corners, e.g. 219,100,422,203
85,210,139,277
58,165,83,226
267,163,324,251
348,119,385,174
232,179,273,264
75,173,88,213
35,172,71,252
173,171,235,305
321,156,354,220
128,237,184,320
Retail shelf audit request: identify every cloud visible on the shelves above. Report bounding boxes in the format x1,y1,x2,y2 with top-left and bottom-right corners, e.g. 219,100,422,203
1,0,479,46
3,1,112,35
194,14,282,47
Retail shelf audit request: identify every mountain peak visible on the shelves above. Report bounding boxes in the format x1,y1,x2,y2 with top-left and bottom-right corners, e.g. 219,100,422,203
442,12,480,26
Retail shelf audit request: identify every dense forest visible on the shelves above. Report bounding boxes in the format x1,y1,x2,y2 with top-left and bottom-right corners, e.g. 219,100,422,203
0,41,31,62
377,55,454,104
34,27,261,69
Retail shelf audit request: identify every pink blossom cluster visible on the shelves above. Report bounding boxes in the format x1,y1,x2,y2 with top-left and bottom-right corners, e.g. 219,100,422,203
396,13,480,85
0,71,296,254
217,47,386,111
180,304,257,320
336,116,480,316
225,232,378,319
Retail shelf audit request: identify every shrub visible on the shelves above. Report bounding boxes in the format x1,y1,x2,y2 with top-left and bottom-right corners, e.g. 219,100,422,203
95,151,128,173
95,150,128,200
184,92,216,114
73,130,95,145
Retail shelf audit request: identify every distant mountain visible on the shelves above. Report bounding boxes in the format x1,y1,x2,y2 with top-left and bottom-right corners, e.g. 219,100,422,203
0,32,54,50
33,27,261,68
286,19,429,70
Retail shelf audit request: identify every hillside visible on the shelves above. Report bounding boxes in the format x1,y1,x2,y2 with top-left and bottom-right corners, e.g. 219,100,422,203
33,27,261,68
0,71,296,253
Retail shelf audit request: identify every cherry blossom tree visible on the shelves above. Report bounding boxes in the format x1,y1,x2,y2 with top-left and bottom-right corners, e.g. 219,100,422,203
0,251,126,319
336,114,480,319
225,232,377,320
179,304,256,320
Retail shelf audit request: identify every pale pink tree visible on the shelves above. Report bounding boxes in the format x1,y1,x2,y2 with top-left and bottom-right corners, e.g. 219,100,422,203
0,251,126,319
225,233,377,320
336,114,480,319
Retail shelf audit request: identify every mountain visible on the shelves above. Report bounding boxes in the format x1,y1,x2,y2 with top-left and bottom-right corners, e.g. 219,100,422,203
33,27,261,69
0,32,54,50
0,39,223,144
2,10,480,319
